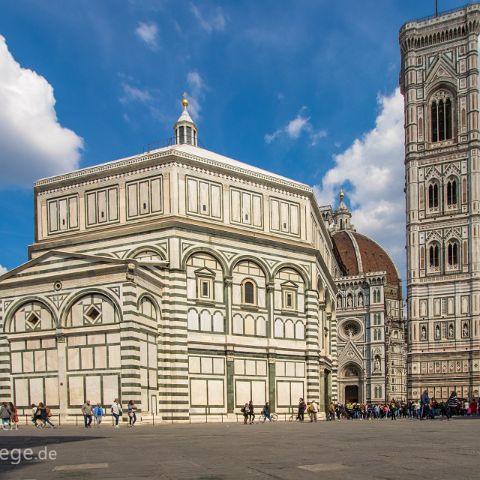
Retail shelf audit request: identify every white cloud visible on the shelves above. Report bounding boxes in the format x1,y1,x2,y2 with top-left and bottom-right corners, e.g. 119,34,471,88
119,82,152,104
185,71,206,120
135,22,159,50
0,265,7,276
190,3,227,33
0,35,83,187
265,107,327,146
314,88,405,279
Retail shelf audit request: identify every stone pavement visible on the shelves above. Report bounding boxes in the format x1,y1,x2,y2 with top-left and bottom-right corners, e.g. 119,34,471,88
0,417,479,480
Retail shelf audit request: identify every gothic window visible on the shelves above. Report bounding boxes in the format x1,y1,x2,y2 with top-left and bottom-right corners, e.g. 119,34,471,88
446,178,458,207
179,126,185,144
428,243,440,270
427,182,439,209
447,241,459,268
431,91,453,142
242,280,256,305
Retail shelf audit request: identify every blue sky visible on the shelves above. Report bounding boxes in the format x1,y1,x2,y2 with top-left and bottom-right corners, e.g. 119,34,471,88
0,0,468,279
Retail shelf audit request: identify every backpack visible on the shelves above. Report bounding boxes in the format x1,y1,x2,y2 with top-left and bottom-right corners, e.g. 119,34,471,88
240,407,245,413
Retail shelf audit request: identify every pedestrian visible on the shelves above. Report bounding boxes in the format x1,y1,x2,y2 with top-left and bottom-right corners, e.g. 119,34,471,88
420,390,433,419
241,402,250,424
248,400,255,424
261,402,272,422
93,403,104,426
128,400,137,427
446,391,459,420
310,400,318,422
31,403,39,427
297,398,306,421
111,398,122,428
81,400,93,428
8,402,19,430
0,402,11,429
38,403,55,428
390,400,397,420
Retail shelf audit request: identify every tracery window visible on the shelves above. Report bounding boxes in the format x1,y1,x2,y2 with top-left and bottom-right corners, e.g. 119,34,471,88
447,241,459,268
428,243,440,270
427,182,439,209
446,178,458,207
431,90,453,142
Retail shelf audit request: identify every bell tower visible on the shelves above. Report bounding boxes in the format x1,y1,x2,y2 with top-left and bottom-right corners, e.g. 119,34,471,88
400,4,480,401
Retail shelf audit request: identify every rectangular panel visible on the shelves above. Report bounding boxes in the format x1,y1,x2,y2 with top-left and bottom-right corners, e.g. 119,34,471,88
231,189,241,222
199,181,210,215
85,375,101,402
252,194,262,227
290,381,304,405
187,178,198,213
257,360,267,377
108,345,121,369
290,204,299,235
86,192,97,225
189,356,201,374
242,192,251,224
29,378,44,406
45,377,59,406
148,343,157,369
213,357,224,375
270,199,280,231
285,362,295,377
201,356,213,374
69,197,78,228
68,376,84,406
11,352,22,374
48,200,58,232
103,375,119,405
14,378,29,407
190,379,208,406
234,359,244,375
211,184,221,218
23,351,34,373
95,346,107,369
245,360,256,376
127,183,138,217
68,348,80,370
97,190,107,223
235,380,251,406
276,382,290,407
151,178,162,213
34,350,46,372
139,180,150,214
108,188,118,221
251,380,266,406
207,379,224,406
280,201,289,232
46,349,58,371
58,198,68,231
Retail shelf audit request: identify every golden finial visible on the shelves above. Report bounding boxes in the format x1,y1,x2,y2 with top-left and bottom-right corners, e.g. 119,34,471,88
340,189,344,200
182,92,189,109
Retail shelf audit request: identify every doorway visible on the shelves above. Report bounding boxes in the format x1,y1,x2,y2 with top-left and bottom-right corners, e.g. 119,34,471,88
345,385,359,403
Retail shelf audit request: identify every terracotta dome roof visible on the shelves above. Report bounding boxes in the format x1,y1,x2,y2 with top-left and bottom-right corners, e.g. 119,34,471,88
332,230,401,294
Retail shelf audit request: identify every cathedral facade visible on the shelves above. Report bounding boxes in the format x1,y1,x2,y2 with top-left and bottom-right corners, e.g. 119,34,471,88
400,4,480,401
324,194,406,404
0,99,338,422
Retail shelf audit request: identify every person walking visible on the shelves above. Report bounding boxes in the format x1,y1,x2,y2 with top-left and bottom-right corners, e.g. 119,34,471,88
446,391,460,420
38,403,55,428
241,402,250,424
0,402,11,429
390,400,397,420
420,390,433,420
261,402,272,422
297,398,306,422
31,404,39,427
81,400,93,428
248,400,255,424
111,398,122,428
127,400,137,427
93,403,104,426
8,402,19,430
310,400,318,422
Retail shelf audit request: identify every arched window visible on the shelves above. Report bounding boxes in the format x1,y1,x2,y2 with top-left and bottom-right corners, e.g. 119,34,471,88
243,280,256,305
447,241,459,267
428,182,439,209
431,92,453,142
446,178,458,206
428,243,440,269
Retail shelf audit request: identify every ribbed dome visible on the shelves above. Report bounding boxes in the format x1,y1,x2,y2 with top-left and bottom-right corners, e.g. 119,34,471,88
332,230,401,297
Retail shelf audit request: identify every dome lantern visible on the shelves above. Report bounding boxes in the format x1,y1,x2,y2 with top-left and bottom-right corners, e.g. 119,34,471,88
333,190,354,232
174,93,198,146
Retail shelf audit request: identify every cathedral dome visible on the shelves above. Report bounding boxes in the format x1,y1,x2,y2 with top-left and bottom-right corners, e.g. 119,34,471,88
330,192,401,299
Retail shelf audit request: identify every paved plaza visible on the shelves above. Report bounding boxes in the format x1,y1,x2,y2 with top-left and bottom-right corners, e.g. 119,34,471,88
0,418,479,480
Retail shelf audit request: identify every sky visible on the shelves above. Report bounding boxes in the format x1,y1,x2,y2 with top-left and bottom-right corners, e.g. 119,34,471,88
0,0,470,281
